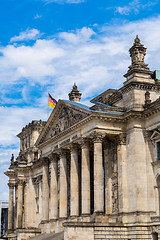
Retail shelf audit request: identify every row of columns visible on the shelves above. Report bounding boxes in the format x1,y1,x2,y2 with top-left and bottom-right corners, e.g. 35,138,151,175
8,133,124,230
8,179,24,231
42,135,104,222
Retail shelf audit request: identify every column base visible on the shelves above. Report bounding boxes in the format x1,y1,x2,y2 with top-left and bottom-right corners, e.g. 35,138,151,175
59,217,67,221
94,211,104,215
49,218,58,223
41,220,50,224
70,215,79,218
81,213,90,217
7,229,14,234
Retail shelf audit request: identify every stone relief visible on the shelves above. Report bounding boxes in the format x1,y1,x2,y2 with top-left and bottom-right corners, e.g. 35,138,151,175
111,141,119,214
48,106,89,139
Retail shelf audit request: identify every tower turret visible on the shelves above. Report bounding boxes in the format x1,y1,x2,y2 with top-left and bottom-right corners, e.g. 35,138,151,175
68,83,82,102
124,35,154,84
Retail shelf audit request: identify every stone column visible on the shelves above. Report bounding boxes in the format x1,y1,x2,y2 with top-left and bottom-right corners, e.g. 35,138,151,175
14,184,18,229
59,150,68,219
8,182,14,231
70,144,79,217
17,179,24,229
103,140,112,215
42,161,49,222
81,139,90,215
24,179,29,228
126,128,148,221
117,133,128,214
50,155,58,220
93,134,104,213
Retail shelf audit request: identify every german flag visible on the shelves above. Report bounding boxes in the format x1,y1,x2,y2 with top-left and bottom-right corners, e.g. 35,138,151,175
48,93,57,109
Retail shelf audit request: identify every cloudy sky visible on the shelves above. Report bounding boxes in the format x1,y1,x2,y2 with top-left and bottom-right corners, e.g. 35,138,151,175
0,0,160,200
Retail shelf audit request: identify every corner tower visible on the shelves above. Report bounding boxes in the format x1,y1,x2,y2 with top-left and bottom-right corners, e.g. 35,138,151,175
124,35,154,84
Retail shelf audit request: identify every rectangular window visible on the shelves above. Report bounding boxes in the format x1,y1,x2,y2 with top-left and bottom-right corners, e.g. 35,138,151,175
157,141,160,161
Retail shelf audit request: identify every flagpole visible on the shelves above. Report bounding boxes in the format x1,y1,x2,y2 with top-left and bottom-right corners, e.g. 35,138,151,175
48,92,49,119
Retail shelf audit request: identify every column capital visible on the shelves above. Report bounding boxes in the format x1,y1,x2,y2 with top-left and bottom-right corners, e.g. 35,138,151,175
8,182,15,188
48,152,58,162
117,133,126,145
143,130,152,142
69,143,79,154
79,138,90,148
58,148,68,157
17,179,25,186
92,132,105,143
42,157,50,166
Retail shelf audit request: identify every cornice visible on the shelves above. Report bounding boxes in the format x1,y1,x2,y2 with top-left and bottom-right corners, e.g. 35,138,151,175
37,113,125,149
17,120,46,138
4,170,16,177
108,81,160,105
124,68,153,78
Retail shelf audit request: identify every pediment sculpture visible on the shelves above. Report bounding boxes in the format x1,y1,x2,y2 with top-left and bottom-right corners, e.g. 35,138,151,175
46,106,89,140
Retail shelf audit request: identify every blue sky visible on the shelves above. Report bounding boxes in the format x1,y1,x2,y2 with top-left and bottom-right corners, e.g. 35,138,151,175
0,0,160,200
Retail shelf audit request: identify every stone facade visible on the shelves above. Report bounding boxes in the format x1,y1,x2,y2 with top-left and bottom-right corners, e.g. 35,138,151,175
5,36,160,240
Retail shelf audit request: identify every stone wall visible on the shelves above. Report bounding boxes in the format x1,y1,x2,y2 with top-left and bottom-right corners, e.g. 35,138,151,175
94,226,152,240
64,223,155,240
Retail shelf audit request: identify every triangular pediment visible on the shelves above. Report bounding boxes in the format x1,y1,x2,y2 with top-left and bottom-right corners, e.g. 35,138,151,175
37,100,91,146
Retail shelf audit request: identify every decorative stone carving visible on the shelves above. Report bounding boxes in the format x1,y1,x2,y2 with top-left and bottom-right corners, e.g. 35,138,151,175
80,138,91,149
33,175,42,213
129,35,149,70
8,182,15,188
110,140,119,214
124,36,151,78
92,132,105,143
145,91,151,105
68,83,82,102
143,130,152,142
49,106,88,139
117,133,126,145
18,179,25,186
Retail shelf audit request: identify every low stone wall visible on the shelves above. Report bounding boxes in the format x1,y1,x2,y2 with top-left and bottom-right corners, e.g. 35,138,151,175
94,226,152,240
16,228,41,240
64,225,94,240
64,222,159,240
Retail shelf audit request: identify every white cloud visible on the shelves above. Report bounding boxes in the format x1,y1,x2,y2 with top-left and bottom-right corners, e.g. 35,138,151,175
1,17,160,103
59,27,95,44
34,14,42,19
115,0,158,15
0,106,47,147
10,28,43,43
0,173,9,201
1,15,160,201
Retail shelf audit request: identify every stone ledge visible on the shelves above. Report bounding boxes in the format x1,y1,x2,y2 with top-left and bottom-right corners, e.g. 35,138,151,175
16,228,41,233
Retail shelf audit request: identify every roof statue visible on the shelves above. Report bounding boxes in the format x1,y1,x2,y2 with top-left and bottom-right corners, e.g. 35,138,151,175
68,83,82,102
124,35,152,78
